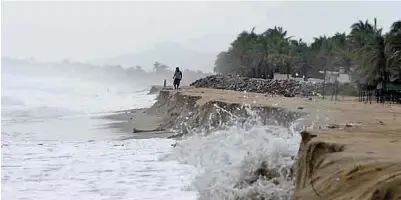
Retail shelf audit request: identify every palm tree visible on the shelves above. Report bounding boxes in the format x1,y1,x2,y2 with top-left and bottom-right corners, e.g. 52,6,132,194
212,19,400,86
261,26,293,77
319,38,337,98
334,46,353,74
385,20,401,81
349,18,387,85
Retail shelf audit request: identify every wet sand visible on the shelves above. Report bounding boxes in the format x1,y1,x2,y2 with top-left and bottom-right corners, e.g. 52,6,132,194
100,108,175,139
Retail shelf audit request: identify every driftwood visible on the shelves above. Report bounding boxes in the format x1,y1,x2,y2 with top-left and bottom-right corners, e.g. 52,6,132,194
133,128,166,133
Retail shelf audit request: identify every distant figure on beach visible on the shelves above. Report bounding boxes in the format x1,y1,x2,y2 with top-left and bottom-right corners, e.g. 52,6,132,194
173,67,183,90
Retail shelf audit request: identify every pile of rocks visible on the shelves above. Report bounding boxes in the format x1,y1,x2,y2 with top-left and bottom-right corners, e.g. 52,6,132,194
190,75,327,97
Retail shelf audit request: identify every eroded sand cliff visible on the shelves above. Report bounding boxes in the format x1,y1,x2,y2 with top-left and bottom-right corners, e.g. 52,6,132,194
146,88,304,138
107,86,401,199
155,87,401,199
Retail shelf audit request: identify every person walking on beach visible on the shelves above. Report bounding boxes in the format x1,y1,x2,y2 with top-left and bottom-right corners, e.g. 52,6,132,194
173,67,183,90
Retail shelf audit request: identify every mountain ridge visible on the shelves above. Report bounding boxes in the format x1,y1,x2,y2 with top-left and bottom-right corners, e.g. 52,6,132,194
90,42,218,72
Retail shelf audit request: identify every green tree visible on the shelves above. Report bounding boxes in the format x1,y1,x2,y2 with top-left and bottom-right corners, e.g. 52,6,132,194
212,18,401,86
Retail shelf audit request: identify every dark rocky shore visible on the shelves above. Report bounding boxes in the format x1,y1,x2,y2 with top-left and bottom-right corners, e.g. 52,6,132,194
190,75,355,97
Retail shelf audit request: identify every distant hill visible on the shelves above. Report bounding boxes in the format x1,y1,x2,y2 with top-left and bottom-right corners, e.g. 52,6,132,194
90,42,218,72
181,34,236,54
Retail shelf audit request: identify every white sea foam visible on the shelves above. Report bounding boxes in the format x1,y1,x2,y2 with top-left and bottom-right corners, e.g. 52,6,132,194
1,64,198,200
2,63,303,200
161,105,303,200
1,137,197,200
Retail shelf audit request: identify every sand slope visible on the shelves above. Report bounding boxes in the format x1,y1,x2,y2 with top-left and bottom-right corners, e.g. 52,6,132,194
162,88,401,199
104,87,401,199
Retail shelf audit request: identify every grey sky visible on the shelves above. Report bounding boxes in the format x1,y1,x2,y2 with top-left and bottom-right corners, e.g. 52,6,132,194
2,1,401,63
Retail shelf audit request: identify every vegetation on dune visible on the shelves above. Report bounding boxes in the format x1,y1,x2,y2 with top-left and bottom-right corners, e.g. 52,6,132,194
213,18,401,86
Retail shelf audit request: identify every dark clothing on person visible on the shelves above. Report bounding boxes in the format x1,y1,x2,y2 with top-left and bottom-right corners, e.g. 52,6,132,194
173,69,182,89
173,78,181,88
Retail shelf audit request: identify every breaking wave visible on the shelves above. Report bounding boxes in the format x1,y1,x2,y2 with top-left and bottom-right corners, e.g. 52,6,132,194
161,104,304,199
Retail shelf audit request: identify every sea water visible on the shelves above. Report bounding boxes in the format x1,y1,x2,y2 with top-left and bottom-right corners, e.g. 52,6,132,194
1,64,197,200
162,106,302,200
2,64,301,200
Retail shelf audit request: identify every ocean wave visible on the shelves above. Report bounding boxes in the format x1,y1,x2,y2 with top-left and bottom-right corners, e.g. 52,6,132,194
2,72,156,119
161,105,303,200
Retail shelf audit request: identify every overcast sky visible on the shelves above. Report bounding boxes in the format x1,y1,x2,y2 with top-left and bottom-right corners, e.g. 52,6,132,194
2,1,401,62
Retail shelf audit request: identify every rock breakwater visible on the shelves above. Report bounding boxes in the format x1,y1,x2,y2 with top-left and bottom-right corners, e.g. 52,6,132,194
190,75,355,97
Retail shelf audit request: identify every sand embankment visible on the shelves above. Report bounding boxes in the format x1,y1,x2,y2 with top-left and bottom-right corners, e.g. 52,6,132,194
293,103,401,199
170,88,401,199
106,86,401,199
146,87,305,137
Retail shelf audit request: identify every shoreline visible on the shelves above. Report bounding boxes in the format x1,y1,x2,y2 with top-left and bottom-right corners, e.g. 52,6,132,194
102,85,401,199
100,108,176,139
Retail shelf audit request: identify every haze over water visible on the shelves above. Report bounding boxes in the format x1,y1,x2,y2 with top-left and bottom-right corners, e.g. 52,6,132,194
1,64,198,199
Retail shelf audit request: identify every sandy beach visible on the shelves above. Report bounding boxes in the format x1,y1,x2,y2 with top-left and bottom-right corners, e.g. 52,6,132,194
102,86,401,143
102,86,401,199
100,108,175,139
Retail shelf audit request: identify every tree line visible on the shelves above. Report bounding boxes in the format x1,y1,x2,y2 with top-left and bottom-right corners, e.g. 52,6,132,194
213,18,401,85
2,57,212,85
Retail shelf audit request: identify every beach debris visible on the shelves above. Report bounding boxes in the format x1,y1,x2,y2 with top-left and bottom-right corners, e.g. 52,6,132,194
234,161,294,189
284,93,295,97
345,123,353,127
300,130,317,142
297,106,304,110
133,128,166,133
327,124,340,129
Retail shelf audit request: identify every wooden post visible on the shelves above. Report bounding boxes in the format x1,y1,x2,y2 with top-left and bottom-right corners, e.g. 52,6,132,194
362,90,366,103
369,90,372,104
163,79,166,89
